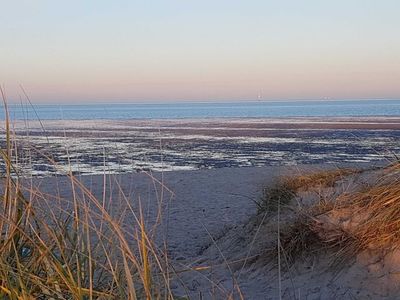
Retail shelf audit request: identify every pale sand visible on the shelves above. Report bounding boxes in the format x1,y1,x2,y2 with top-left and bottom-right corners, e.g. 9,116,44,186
24,161,393,299
29,166,282,259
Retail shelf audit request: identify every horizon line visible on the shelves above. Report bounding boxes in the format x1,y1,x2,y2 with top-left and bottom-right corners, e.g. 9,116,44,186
3,98,400,106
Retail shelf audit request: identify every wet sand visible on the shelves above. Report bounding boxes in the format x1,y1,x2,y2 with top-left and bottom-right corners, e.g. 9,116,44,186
1,117,398,176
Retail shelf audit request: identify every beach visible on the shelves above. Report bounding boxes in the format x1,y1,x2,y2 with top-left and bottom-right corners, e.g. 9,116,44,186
21,161,392,299
1,116,399,299
3,1,400,297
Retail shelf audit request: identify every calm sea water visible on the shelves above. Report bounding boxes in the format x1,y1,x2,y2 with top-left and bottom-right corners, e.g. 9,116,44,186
3,100,400,120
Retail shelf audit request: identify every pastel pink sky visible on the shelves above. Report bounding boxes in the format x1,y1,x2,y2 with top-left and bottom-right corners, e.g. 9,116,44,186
1,1,399,103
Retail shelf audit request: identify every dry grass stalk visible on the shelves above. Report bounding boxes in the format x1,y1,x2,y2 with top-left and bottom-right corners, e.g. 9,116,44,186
282,168,359,192
0,90,174,299
258,168,358,214
270,163,400,268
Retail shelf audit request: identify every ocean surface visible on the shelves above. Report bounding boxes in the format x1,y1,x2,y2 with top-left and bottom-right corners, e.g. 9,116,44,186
3,99,400,120
1,100,399,176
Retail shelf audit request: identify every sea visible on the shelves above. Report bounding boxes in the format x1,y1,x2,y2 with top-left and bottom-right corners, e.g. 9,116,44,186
3,99,400,120
1,99,399,176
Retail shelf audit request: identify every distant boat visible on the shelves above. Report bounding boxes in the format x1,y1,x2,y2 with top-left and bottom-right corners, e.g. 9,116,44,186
257,89,263,101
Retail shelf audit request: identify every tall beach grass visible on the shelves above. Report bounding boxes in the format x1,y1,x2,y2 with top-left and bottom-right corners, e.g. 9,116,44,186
0,88,175,299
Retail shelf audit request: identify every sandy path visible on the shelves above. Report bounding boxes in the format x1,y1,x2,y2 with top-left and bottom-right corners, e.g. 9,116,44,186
29,166,283,260
27,162,380,258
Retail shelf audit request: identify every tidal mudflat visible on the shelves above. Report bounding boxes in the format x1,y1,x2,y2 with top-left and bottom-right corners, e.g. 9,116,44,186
2,117,399,176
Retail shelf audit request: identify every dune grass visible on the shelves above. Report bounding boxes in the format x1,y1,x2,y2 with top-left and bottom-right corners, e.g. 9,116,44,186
0,90,176,299
264,162,400,267
257,167,359,214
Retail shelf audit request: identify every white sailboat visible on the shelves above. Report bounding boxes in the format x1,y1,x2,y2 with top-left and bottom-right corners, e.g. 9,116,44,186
257,89,263,101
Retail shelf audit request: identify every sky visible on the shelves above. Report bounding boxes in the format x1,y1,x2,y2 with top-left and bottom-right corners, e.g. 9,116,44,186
1,0,400,103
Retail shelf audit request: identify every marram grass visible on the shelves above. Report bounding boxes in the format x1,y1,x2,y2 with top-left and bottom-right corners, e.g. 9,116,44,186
0,89,173,299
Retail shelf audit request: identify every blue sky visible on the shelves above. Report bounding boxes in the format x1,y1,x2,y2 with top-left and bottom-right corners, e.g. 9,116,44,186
1,1,399,103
